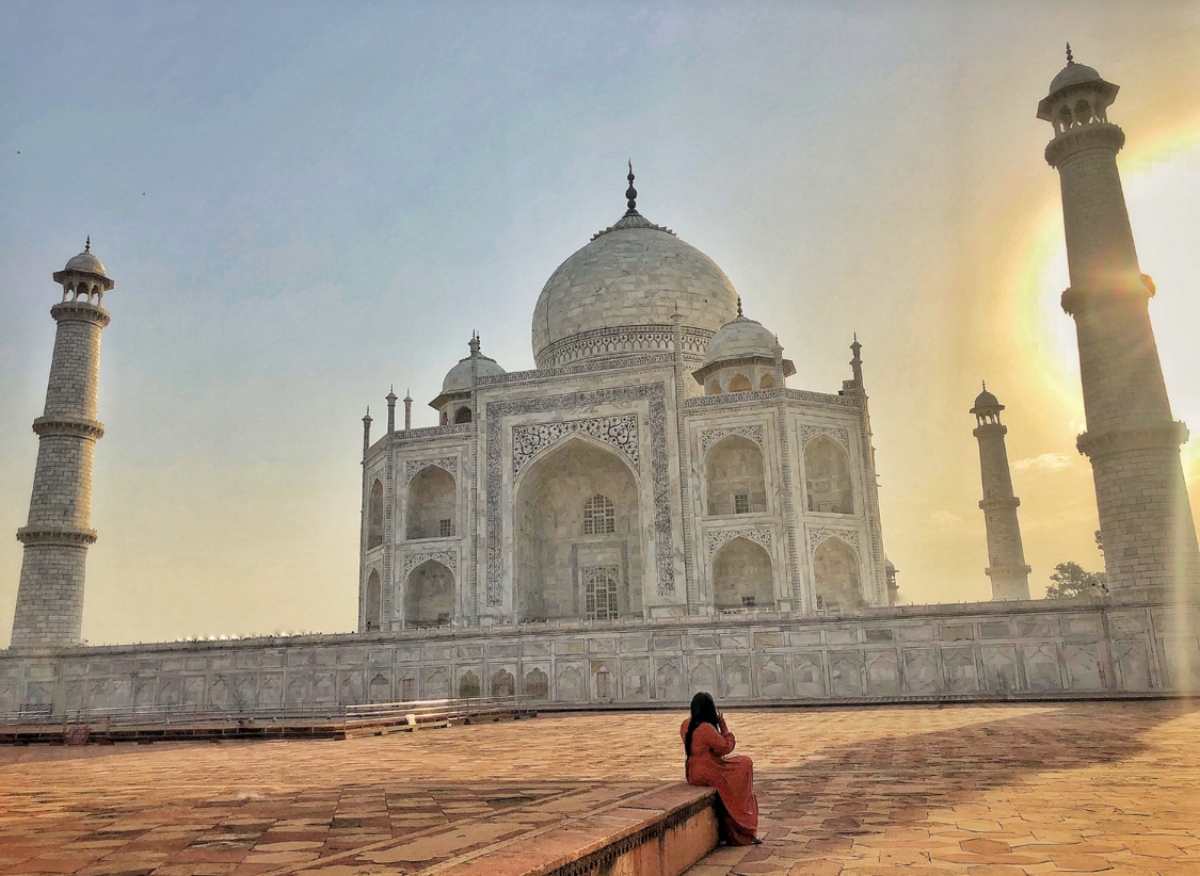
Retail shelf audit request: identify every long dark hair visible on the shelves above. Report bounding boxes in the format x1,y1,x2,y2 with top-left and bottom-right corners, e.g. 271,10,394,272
684,691,721,756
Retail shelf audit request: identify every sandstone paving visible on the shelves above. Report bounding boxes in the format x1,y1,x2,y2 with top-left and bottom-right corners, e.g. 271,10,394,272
0,701,1196,875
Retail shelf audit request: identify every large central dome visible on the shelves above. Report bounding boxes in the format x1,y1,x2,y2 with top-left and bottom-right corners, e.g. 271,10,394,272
531,199,739,369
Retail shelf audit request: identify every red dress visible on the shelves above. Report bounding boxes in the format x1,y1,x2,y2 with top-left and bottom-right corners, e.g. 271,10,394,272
681,718,759,845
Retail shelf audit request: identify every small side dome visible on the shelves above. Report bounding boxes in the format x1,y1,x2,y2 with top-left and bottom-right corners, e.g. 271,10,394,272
442,354,506,393
703,312,777,367
1049,61,1101,95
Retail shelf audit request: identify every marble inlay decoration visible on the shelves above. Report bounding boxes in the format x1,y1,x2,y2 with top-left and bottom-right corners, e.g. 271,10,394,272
807,527,860,554
707,527,773,554
512,415,639,477
800,425,851,452
700,424,764,456
402,549,458,581
404,456,458,484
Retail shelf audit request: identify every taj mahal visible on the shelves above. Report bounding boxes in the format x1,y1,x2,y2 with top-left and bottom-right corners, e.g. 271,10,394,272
357,164,890,637
3,51,1200,711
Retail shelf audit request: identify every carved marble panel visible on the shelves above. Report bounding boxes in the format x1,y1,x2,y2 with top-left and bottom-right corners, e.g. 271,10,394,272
1022,643,1063,691
655,659,685,701
792,652,826,698
1113,639,1152,691
622,659,649,701
829,650,862,696
688,658,718,696
865,650,900,695
941,649,978,694
980,644,1018,693
557,665,585,702
903,648,940,694
1062,643,1102,690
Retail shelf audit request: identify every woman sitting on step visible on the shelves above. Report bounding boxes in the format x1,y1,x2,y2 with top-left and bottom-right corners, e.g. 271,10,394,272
681,691,761,845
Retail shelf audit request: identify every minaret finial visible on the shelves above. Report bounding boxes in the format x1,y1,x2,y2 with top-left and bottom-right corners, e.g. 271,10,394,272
736,295,743,317
982,379,987,392
1065,42,1074,65
85,235,91,253
625,160,638,215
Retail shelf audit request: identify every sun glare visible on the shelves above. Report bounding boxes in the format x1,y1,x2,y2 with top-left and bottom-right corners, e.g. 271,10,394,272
1021,129,1200,484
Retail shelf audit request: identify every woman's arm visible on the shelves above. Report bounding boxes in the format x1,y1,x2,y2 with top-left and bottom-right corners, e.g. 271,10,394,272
700,721,736,756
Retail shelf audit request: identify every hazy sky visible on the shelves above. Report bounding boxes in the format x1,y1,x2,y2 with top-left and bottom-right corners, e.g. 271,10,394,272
2,1,1200,647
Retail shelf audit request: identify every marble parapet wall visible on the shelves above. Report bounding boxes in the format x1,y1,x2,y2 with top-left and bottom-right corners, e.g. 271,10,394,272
2,595,1198,714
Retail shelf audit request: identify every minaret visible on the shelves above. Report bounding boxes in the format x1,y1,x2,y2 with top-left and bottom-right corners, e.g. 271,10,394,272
971,384,1031,600
1039,46,1200,593
10,240,113,648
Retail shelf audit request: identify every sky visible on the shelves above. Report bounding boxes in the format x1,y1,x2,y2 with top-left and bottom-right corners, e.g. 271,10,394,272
2,1,1200,647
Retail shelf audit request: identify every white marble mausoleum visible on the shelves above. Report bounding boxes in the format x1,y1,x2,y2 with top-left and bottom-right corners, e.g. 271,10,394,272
358,168,892,635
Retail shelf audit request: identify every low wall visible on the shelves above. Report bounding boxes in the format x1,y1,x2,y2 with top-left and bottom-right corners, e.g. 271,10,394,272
3,595,1199,714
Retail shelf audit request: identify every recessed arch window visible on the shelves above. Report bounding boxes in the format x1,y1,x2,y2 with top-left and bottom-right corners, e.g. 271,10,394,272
728,373,752,393
367,480,384,550
364,569,382,632
582,494,616,535
454,406,472,424
584,568,619,620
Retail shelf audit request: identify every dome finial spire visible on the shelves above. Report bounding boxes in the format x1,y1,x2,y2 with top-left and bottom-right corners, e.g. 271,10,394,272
1065,42,1074,65
85,235,91,253
736,295,743,317
982,379,987,392
625,159,638,216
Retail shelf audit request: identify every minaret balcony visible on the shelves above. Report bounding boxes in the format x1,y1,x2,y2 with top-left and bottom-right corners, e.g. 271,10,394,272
1045,122,1125,167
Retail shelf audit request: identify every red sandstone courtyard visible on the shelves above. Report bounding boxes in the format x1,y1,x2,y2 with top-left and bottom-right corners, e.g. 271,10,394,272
1,702,1198,875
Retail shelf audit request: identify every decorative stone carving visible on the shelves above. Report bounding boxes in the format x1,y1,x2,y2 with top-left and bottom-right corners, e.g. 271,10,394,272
486,384,673,605
707,528,772,555
402,550,458,581
800,424,851,452
405,456,458,483
512,415,639,477
700,425,764,456
807,528,860,554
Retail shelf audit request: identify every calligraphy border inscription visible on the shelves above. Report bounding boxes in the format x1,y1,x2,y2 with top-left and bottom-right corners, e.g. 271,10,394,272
486,383,672,605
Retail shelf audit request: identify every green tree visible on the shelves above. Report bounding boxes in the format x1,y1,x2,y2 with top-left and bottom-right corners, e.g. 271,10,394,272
1046,562,1108,599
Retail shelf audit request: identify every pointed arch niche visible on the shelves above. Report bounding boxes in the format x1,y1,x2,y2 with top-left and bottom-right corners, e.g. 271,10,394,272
515,436,642,621
812,537,864,612
405,560,454,627
712,537,774,610
407,465,456,540
368,480,384,549
364,569,382,632
705,434,767,516
804,436,853,514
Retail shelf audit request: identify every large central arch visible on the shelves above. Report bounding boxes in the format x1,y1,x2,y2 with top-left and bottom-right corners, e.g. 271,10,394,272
515,436,643,621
